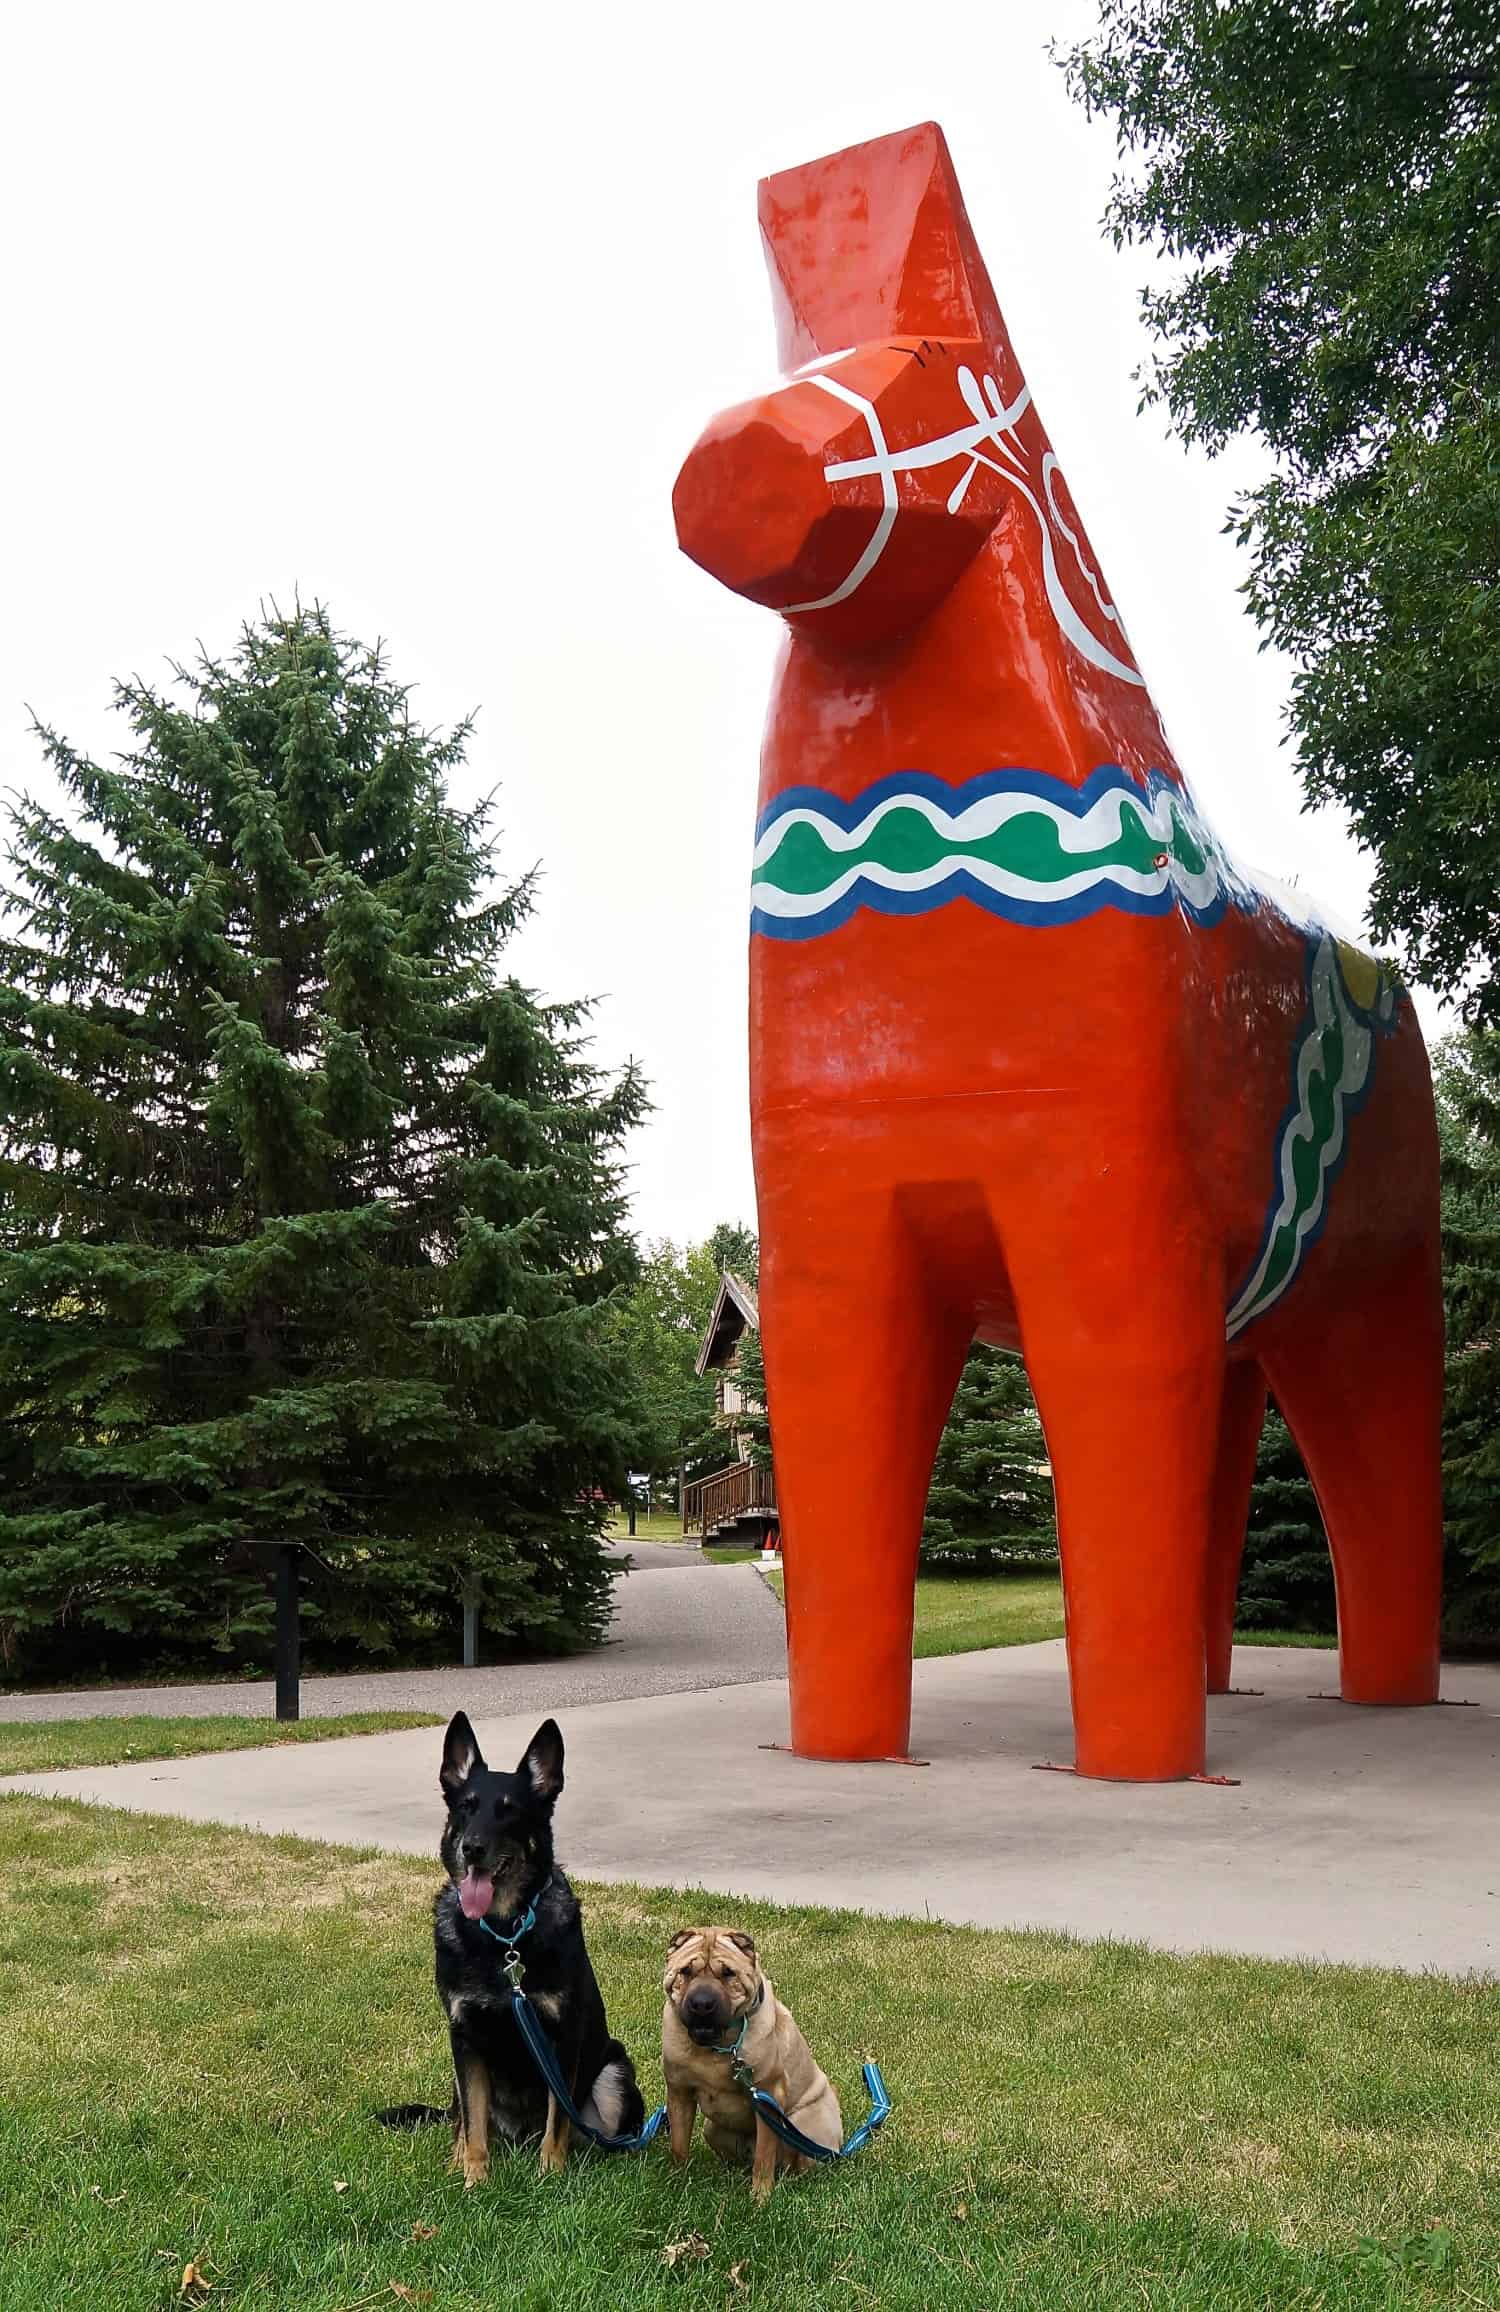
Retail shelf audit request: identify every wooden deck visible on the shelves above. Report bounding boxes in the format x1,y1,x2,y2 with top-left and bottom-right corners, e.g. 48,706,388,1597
681,1459,777,1541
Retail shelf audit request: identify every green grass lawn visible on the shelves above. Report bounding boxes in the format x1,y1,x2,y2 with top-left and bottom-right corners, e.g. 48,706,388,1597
0,1796,1495,2310
762,1568,1065,1658
0,1712,443,1778
903,1571,1066,1657
607,1515,761,1561
1234,1627,1336,1650
763,1569,1335,1662
606,1511,689,1543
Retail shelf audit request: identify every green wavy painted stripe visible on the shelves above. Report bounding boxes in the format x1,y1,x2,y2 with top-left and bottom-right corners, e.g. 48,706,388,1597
756,795,1207,896
747,770,1244,935
1226,937,1398,1340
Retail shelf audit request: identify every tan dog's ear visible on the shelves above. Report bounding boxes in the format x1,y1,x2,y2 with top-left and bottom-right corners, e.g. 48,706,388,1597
726,1932,757,1957
667,1929,697,1952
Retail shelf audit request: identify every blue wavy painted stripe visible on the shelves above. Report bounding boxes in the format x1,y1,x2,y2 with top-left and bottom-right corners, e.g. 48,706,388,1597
749,766,1257,941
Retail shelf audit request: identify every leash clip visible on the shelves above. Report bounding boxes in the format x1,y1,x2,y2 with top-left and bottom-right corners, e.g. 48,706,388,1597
503,1949,526,1990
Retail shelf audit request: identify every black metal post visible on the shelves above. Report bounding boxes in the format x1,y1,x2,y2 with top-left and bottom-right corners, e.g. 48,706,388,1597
462,1576,480,1670
273,1544,301,1721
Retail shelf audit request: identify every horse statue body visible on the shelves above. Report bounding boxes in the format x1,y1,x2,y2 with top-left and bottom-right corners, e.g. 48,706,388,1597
672,122,1443,1780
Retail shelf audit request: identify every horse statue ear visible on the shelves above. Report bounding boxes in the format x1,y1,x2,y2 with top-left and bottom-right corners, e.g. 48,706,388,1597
758,121,1001,369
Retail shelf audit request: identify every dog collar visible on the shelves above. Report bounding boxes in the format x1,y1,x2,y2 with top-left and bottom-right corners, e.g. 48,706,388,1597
474,1872,554,1985
708,1979,766,2065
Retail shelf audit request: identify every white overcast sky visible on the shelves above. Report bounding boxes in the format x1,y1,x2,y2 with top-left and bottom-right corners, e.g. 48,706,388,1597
1,1,1446,1247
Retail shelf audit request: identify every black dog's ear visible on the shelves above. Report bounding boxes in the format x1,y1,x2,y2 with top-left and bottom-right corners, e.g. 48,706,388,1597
667,1929,697,1952
519,1717,564,1803
441,1710,483,1797
726,1932,757,1958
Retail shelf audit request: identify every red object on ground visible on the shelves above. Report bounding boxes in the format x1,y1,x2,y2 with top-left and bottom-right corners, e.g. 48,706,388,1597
672,124,1444,1780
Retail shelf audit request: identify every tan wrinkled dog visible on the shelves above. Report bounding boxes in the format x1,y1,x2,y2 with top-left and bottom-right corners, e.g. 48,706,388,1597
661,1927,842,2200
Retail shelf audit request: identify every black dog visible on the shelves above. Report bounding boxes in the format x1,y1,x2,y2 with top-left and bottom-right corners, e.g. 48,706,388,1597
378,1712,644,2182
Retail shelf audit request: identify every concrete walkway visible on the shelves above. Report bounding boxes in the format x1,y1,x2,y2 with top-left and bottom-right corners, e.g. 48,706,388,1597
605,1537,707,1571
8,1640,1498,1975
0,1551,785,1722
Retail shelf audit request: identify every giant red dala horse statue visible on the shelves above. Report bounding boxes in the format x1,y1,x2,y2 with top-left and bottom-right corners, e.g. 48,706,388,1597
673,123,1444,1780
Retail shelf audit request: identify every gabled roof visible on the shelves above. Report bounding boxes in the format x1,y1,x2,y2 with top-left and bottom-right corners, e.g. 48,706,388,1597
695,1269,760,1376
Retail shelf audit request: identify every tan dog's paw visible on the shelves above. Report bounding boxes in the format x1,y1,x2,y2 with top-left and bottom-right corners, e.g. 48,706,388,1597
751,2112,782,2203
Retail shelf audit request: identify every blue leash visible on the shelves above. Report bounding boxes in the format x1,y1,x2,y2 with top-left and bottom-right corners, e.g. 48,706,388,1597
509,1984,668,2152
477,1892,888,2162
477,1889,667,2153
747,2061,891,2162
708,1990,890,2162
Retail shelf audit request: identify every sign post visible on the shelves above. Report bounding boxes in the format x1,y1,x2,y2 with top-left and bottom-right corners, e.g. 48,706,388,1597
236,1540,333,1723
273,1544,301,1721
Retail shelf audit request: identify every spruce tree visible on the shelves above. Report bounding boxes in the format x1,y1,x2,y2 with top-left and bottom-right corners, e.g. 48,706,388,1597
1436,1029,1500,1639
922,1346,1056,1568
1236,1031,1500,1646
0,606,645,1680
1239,1406,1336,1636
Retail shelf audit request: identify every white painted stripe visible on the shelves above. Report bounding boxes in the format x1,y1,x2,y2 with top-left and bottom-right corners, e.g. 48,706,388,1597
749,851,1233,920
751,782,1192,869
1225,938,1375,1338
782,376,899,615
771,352,1145,687
823,370,1032,481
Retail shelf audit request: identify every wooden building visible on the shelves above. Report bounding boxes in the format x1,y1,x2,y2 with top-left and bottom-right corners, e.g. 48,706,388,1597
681,1270,779,1546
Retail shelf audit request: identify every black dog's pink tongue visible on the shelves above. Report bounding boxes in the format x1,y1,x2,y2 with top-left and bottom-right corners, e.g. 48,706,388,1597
459,1870,494,1921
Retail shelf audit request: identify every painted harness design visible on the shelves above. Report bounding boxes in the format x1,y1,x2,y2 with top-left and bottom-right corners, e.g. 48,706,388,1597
750,766,1249,937
785,358,1143,685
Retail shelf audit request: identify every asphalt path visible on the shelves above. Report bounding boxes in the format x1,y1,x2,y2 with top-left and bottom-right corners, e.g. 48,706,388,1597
0,1546,785,1723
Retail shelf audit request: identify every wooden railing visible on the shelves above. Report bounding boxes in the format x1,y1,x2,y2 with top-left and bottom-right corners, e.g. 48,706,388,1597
681,1459,777,1538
